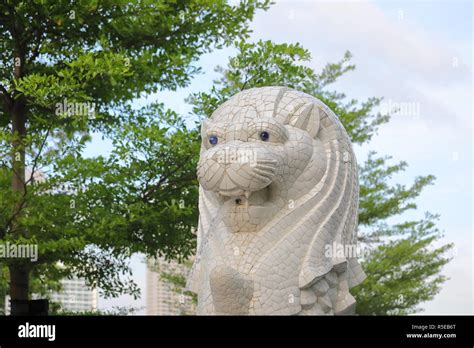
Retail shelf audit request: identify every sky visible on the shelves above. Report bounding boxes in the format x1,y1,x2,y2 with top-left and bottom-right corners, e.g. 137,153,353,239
94,0,473,315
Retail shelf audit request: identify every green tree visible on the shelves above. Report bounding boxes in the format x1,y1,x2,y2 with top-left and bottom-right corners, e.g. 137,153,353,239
0,0,270,314
187,40,453,315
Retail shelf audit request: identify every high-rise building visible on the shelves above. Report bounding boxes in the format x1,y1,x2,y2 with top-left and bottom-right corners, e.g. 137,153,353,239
146,257,195,315
50,276,98,313
4,295,10,315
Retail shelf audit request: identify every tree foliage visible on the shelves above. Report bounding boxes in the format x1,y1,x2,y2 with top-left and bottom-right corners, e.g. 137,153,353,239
0,0,270,302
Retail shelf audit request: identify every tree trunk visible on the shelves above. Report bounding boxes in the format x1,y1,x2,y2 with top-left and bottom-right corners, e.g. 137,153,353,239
9,264,29,301
9,50,30,313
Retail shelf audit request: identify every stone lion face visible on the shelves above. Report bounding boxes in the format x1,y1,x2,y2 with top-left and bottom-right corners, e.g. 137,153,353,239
197,106,325,233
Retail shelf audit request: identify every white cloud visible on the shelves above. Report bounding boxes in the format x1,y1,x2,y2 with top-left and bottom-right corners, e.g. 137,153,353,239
253,1,470,82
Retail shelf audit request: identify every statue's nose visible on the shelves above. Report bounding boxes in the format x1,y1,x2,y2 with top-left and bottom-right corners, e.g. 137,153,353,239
198,142,276,194
210,142,247,165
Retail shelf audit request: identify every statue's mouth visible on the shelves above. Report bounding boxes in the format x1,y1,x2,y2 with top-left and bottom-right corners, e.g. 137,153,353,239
219,186,270,208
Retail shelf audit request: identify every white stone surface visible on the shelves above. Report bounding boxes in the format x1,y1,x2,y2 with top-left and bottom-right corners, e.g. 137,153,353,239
187,87,366,315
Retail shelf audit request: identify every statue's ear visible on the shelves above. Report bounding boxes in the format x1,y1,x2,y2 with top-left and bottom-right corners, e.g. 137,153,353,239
289,103,320,138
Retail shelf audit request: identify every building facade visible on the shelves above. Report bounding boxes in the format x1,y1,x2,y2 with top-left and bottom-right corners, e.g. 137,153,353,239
146,257,195,315
50,277,98,313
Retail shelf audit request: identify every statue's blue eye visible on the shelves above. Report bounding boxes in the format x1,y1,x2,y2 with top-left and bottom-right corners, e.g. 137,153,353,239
259,131,269,141
209,135,218,146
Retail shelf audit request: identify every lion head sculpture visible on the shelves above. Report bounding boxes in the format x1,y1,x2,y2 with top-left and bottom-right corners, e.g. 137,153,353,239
187,87,366,315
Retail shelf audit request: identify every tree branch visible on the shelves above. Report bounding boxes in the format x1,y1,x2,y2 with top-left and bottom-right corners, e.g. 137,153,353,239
0,83,13,109
2,125,52,239
142,155,195,202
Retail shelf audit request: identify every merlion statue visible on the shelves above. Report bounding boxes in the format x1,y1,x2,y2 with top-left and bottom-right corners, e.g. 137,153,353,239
187,86,366,315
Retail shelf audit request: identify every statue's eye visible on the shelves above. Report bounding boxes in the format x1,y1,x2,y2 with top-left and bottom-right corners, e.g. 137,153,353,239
209,135,218,146
259,131,270,142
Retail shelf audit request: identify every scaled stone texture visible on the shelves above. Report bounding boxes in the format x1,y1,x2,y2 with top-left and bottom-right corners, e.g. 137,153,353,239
187,87,366,315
